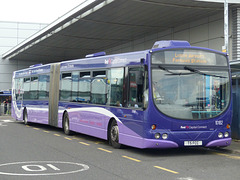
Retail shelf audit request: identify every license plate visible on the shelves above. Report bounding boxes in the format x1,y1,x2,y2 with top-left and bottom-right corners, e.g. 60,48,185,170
184,141,202,146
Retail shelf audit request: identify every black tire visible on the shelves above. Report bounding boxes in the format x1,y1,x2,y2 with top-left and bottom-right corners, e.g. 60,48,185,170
63,112,72,135
23,109,28,125
109,120,122,149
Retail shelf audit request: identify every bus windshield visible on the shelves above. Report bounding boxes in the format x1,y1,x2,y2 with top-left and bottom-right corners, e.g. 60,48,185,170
151,49,230,120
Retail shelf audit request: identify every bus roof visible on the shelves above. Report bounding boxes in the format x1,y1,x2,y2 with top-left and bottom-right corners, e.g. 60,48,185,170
13,40,227,77
60,50,148,71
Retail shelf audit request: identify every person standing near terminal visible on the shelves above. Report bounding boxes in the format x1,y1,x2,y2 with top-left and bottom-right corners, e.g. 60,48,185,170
3,98,8,114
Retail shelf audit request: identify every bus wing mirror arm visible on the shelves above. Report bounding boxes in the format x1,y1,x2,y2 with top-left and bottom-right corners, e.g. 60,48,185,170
141,58,146,65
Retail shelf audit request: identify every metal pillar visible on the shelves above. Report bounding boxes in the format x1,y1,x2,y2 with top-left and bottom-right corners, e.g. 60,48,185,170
224,0,229,54
232,8,240,61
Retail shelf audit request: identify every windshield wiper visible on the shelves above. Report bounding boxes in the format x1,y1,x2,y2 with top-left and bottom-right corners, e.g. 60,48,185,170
158,65,192,76
184,66,227,78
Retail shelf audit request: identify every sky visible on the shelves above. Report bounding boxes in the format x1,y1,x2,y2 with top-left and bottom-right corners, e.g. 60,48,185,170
0,0,85,24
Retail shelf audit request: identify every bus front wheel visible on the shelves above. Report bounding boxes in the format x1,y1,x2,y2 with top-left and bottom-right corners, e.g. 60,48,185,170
63,112,72,135
109,120,122,149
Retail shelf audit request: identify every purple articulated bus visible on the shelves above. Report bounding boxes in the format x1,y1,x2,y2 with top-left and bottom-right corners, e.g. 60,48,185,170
12,40,232,149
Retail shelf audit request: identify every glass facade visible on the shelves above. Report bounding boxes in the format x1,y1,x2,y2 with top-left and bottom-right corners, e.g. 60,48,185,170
0,21,47,55
0,21,47,91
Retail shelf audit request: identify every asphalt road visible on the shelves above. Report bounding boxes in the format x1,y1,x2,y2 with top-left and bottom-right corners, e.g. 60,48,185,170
0,118,240,180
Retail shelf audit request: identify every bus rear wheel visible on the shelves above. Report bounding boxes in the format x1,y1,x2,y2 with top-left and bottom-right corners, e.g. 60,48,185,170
23,109,28,125
109,120,122,149
63,112,72,135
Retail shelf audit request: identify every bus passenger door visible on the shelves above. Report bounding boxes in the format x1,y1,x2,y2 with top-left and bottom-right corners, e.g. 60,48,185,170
48,63,60,127
127,67,144,108
122,67,145,137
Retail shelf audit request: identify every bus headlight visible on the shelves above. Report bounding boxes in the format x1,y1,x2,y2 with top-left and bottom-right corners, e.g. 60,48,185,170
218,132,223,138
155,133,161,139
162,133,168,140
224,132,229,138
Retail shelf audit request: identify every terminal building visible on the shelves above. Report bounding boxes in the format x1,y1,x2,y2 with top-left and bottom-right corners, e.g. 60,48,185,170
1,0,240,138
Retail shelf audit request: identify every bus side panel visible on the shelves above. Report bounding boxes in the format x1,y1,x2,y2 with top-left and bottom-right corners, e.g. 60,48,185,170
68,107,109,140
11,102,24,121
58,104,145,145
25,101,49,124
67,106,124,140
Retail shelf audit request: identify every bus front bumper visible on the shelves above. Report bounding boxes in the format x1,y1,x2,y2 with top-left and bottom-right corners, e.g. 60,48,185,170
142,139,179,149
141,138,232,149
205,138,232,147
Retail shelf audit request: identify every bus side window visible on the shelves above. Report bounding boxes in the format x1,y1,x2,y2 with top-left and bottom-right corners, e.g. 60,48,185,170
107,68,124,106
71,72,79,102
23,77,30,100
30,76,39,100
14,78,23,101
39,75,50,100
91,71,107,105
128,67,144,108
78,71,91,102
60,73,72,101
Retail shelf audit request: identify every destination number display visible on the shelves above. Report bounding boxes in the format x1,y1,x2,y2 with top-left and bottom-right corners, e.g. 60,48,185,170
152,49,227,66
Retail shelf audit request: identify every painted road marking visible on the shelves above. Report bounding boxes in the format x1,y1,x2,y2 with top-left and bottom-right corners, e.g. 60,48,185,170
97,148,112,153
122,156,141,162
154,166,179,174
95,141,104,144
33,128,40,130
79,142,90,146
43,130,50,133
0,123,7,127
214,152,240,160
22,164,60,172
64,137,73,141
0,120,15,127
177,177,195,180
0,120,14,123
46,164,61,171
73,137,82,140
0,161,89,176
54,134,61,137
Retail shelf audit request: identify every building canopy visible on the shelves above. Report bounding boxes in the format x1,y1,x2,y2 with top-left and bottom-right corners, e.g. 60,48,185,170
2,0,238,63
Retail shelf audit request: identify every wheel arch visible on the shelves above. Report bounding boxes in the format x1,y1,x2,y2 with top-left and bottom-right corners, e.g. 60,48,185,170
62,110,68,128
23,107,27,121
107,117,117,141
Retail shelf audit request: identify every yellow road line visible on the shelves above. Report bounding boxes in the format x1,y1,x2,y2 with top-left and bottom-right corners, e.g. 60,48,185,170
95,141,104,144
43,130,50,133
79,142,90,146
26,125,30,127
33,128,40,130
73,137,82,140
214,152,240,160
54,134,61,137
122,156,141,162
97,148,112,153
64,137,73,141
154,166,179,174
